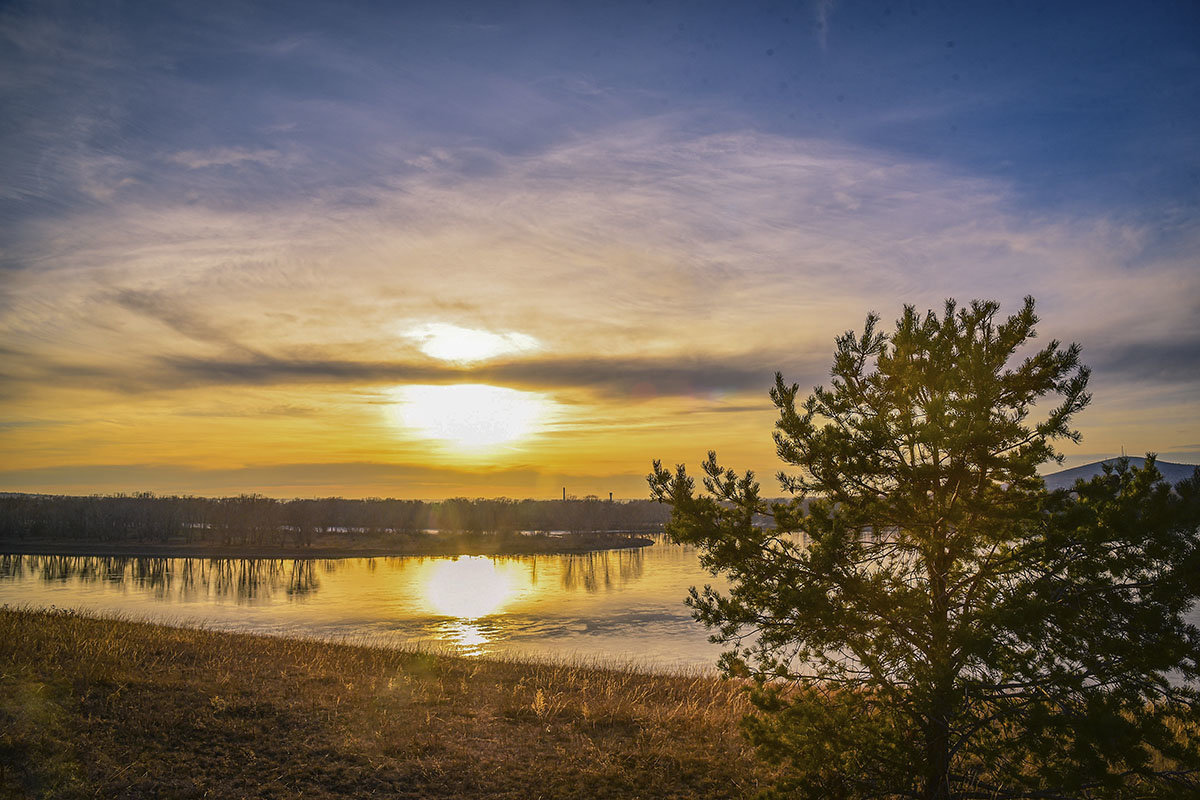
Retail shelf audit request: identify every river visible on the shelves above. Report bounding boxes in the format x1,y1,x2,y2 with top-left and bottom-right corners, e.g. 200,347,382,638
0,538,729,671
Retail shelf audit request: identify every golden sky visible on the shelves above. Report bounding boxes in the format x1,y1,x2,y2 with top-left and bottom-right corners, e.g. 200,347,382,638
2,3,1198,499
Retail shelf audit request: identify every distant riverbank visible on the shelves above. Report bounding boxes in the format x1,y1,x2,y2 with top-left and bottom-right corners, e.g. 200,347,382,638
0,531,655,560
0,493,670,561
1,607,772,798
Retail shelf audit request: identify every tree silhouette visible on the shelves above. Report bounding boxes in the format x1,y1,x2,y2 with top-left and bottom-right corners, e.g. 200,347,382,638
650,297,1200,798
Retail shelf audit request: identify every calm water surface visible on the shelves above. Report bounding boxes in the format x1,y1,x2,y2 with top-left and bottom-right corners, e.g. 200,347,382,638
0,539,728,671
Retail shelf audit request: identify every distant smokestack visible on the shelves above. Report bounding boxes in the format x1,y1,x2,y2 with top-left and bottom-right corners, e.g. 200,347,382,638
562,487,566,501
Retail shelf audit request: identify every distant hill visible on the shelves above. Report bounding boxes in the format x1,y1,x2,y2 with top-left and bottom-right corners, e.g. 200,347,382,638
1043,458,1198,491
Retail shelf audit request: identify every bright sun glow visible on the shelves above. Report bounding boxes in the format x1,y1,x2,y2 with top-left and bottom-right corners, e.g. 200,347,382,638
425,557,514,619
406,323,539,363
390,384,551,449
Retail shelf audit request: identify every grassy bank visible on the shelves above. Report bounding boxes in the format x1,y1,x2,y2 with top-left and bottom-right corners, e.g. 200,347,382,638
0,607,772,799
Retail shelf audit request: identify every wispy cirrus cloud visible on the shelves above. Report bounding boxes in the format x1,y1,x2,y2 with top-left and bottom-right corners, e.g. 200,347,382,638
168,147,286,170
814,0,837,50
4,118,1197,381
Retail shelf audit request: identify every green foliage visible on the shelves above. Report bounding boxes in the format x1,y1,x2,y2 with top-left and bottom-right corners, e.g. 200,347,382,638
649,297,1200,799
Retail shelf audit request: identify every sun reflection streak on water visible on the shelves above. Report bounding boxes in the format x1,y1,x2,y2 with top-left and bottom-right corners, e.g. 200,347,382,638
422,556,527,654
437,620,492,656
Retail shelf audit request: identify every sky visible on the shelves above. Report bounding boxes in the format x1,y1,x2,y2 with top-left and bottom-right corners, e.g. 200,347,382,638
1,0,1198,499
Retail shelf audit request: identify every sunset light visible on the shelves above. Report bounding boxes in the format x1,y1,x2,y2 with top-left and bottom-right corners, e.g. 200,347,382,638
390,384,553,450
3,2,1199,796
406,323,540,364
0,1,1195,500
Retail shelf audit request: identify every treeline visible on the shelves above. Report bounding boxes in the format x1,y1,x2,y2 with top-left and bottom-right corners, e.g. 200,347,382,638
0,493,669,548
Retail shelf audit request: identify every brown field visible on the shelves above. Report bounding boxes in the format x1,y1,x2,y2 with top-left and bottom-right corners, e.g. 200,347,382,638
0,607,773,799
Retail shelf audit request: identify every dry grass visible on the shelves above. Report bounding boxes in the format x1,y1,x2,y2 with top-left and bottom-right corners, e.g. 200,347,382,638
0,607,774,799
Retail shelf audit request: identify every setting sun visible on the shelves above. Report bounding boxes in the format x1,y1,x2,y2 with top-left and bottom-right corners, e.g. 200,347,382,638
389,384,553,450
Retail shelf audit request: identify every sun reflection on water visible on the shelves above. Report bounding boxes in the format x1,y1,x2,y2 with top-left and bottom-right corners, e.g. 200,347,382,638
437,620,493,656
424,556,515,619
423,556,525,655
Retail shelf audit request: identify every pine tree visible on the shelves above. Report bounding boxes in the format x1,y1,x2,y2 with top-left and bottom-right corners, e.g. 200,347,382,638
649,297,1200,798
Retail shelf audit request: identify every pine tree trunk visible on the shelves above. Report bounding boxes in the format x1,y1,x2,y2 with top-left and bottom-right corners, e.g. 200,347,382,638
923,705,952,800
925,526,954,800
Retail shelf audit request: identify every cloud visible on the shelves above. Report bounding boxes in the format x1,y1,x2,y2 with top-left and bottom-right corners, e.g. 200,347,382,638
1092,338,1200,384
814,0,836,50
484,354,808,398
35,350,809,400
152,354,448,387
109,288,247,349
168,147,285,170
7,120,1195,360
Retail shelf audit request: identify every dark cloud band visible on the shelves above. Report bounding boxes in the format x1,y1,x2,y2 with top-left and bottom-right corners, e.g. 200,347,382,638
147,352,809,398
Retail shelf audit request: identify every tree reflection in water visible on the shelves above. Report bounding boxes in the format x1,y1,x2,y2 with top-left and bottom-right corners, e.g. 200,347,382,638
0,555,331,603
2,547,648,609
559,548,644,593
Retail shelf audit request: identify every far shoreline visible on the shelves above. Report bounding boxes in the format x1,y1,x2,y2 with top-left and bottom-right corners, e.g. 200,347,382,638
0,534,656,560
